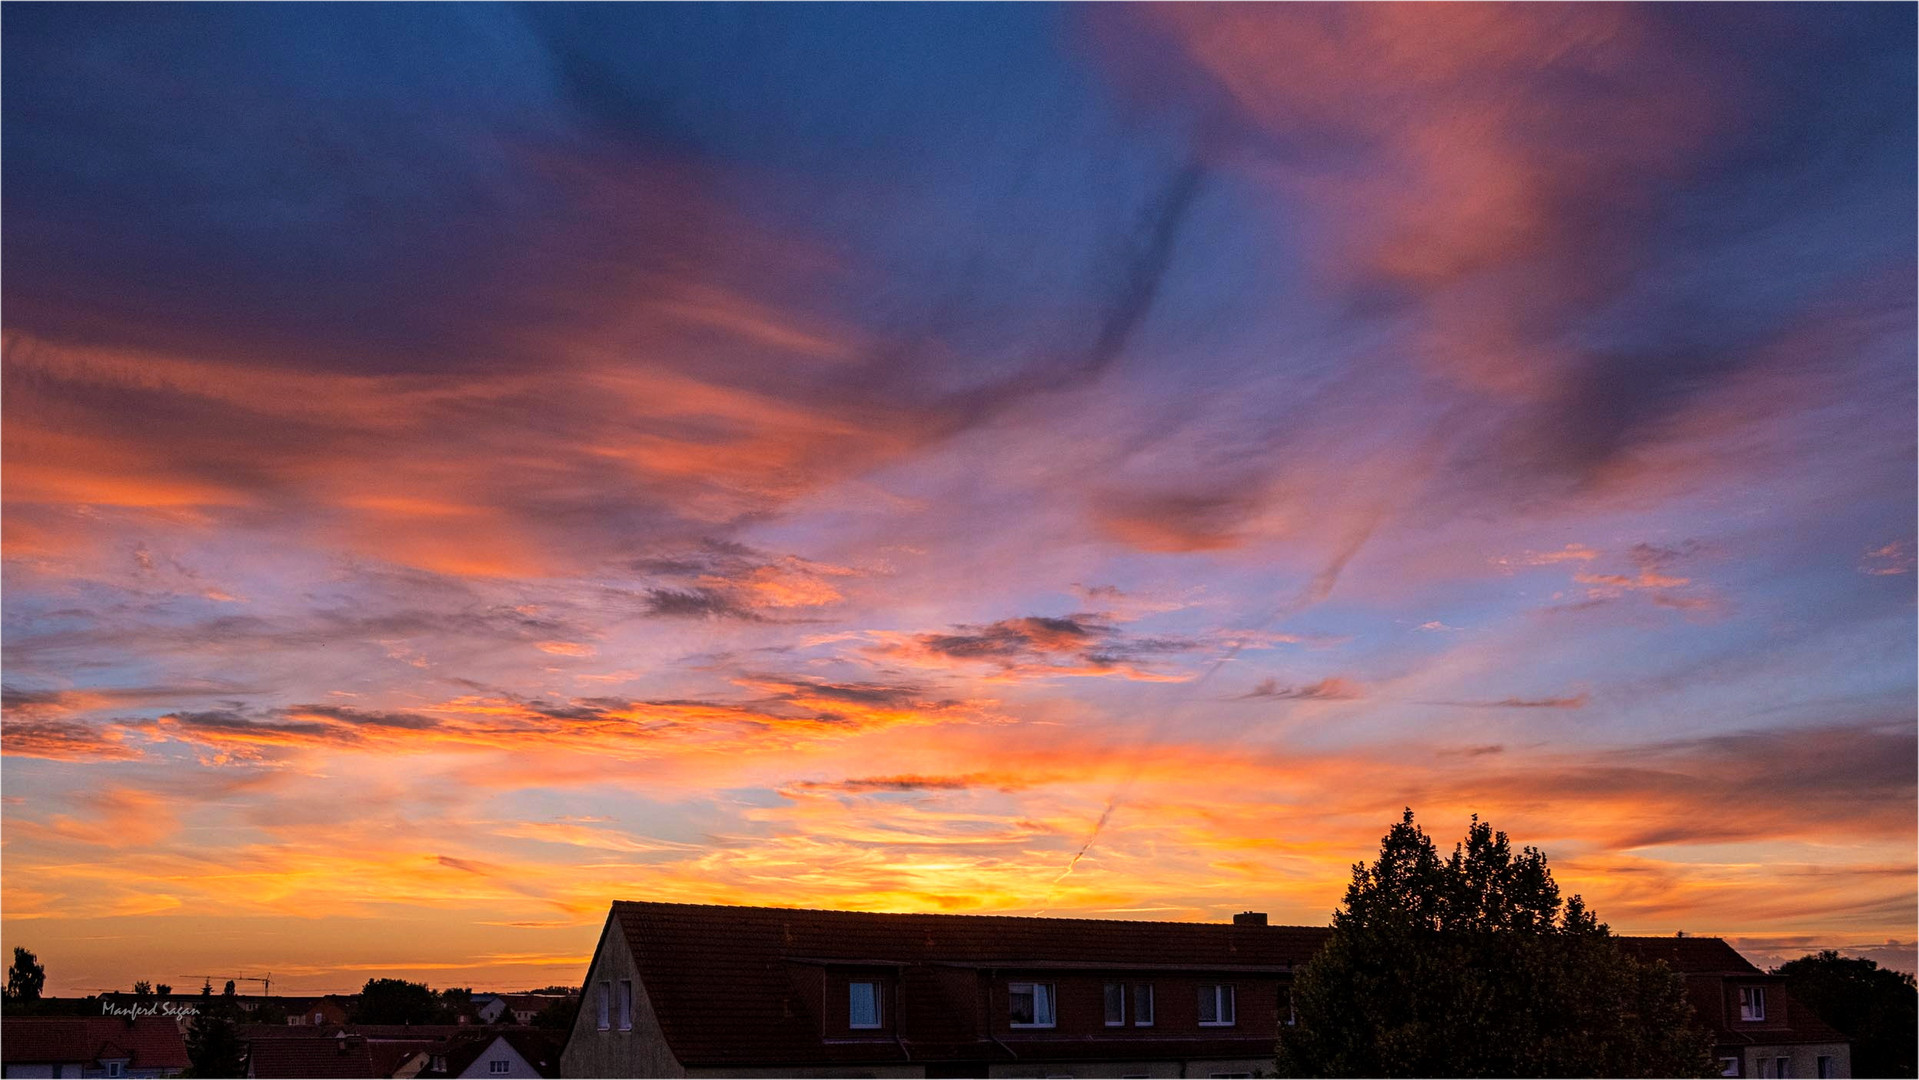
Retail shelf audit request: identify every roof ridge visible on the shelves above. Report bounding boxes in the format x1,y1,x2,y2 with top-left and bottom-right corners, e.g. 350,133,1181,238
609,899,1323,930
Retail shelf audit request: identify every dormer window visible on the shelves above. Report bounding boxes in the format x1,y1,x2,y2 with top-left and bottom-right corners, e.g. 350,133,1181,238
104,1063,124,1079
849,981,882,1029
1009,982,1056,1028
1133,984,1154,1027
1199,984,1236,1026
1739,986,1766,1021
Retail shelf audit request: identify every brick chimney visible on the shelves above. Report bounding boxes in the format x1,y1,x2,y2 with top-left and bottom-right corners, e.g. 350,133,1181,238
1233,911,1268,926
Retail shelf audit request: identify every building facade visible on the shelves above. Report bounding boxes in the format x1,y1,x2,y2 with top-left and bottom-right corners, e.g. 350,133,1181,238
560,902,1852,1079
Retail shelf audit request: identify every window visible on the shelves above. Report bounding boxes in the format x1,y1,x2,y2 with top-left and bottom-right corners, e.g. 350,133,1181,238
1104,983,1125,1026
618,979,634,1031
489,1062,510,1075
849,981,881,1029
1198,984,1236,1026
1009,982,1056,1027
1816,1057,1834,1079
105,1064,124,1079
1774,1058,1790,1079
1133,983,1154,1027
1719,1058,1742,1077
1284,986,1296,1026
1739,985,1767,1021
596,981,611,1030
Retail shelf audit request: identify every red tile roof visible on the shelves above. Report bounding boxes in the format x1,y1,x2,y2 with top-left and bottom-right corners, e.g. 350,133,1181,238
1618,935,1761,974
246,1035,377,1078
1,1016,189,1070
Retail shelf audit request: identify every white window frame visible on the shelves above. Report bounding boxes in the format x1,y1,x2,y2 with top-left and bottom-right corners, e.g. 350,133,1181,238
1198,983,1236,1026
1816,1056,1834,1079
105,1064,124,1079
849,980,883,1030
618,979,634,1031
1133,983,1154,1027
1103,982,1125,1027
1009,982,1056,1028
596,980,611,1030
1773,1057,1790,1079
489,1061,510,1075
1719,1057,1741,1077
1739,985,1766,1021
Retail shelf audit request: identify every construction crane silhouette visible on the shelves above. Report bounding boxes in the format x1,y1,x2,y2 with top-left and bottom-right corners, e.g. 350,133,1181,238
182,973,272,996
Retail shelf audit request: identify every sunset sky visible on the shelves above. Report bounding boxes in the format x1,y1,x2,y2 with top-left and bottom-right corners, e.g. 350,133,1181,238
3,5,1914,995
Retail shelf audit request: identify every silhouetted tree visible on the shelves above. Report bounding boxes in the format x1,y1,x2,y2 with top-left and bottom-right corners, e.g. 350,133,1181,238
351,978,448,1024
184,992,246,1078
1278,810,1714,1078
1775,950,1917,1078
156,983,173,996
6,947,46,1002
133,980,154,997
440,986,474,1021
532,995,581,1031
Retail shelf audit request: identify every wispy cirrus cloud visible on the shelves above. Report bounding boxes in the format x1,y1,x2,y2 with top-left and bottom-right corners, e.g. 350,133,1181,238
1234,676,1364,702
870,614,1211,681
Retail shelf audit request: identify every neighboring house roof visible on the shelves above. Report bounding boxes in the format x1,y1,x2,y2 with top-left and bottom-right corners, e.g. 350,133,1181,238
438,1031,563,1078
1619,935,1762,974
368,1040,444,1078
1,1016,190,1070
247,1035,377,1078
497,993,566,1018
245,1023,475,1041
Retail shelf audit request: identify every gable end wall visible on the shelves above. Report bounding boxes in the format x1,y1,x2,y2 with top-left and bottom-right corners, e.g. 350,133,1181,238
560,915,685,1078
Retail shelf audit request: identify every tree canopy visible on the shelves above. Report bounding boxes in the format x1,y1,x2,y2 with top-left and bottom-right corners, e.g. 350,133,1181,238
184,994,246,1079
6,947,46,1002
348,977,474,1025
1277,810,1714,1078
1775,950,1917,1079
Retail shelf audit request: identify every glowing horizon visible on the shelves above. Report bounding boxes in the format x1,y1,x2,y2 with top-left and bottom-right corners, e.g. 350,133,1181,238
3,4,1914,996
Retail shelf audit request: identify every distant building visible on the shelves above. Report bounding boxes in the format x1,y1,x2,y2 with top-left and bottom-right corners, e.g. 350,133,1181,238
1,1016,189,1079
282,997,354,1027
474,995,567,1027
560,901,1854,1079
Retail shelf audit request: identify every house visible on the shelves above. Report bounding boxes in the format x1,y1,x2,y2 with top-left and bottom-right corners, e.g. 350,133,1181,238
475,995,567,1027
560,902,1322,1078
282,997,354,1027
1622,937,1852,1079
427,1032,563,1078
1,1016,190,1079
559,901,1854,1079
